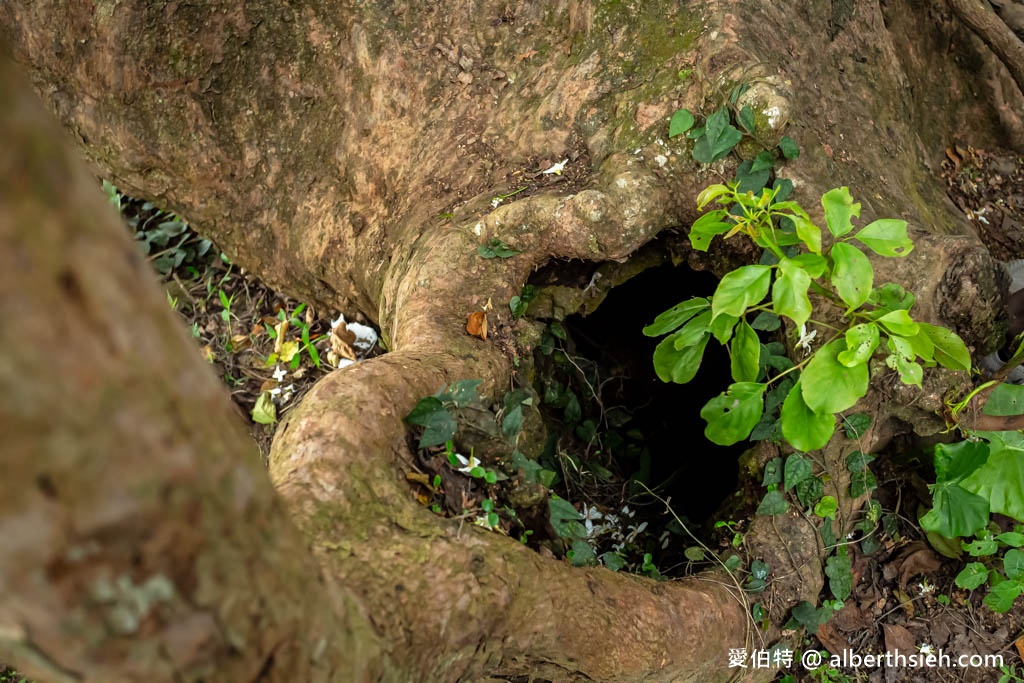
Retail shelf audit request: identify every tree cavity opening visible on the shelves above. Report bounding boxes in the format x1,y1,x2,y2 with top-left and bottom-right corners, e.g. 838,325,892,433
531,257,746,528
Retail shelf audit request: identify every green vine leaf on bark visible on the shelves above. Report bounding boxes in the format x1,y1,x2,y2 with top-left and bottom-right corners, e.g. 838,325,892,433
654,333,710,383
772,258,812,327
821,186,860,238
829,242,874,310
800,339,869,414
642,297,709,337
712,265,771,320
668,108,695,138
701,382,766,445
780,381,835,452
854,218,914,257
730,321,761,382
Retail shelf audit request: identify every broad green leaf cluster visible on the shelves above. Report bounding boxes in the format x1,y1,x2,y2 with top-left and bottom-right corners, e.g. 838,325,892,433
645,184,971,450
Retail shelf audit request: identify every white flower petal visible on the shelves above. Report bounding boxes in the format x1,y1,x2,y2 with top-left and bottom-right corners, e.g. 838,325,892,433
541,159,568,175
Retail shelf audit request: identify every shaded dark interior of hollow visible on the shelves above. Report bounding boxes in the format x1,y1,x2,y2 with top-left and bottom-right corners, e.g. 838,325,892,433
554,261,744,522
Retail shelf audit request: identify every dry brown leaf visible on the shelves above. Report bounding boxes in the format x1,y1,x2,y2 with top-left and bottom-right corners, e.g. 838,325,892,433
516,49,538,63
816,622,851,657
466,310,488,339
405,471,432,487
230,334,251,352
273,319,289,354
1016,634,1024,662
892,542,942,588
883,623,916,655
330,332,357,361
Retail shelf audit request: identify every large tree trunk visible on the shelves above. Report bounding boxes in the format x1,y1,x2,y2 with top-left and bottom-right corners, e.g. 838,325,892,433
2,0,1022,680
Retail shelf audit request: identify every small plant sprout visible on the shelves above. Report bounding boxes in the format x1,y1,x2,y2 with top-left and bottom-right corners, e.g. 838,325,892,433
645,183,970,451
476,498,500,529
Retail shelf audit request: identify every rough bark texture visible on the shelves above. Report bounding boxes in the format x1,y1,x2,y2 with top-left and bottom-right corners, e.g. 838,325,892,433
1,0,1020,680
0,58,389,683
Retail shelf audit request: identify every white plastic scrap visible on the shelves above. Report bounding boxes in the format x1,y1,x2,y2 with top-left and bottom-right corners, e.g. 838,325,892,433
331,314,378,353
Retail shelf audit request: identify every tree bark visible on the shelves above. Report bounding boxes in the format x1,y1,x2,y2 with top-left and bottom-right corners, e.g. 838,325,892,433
1,0,1020,679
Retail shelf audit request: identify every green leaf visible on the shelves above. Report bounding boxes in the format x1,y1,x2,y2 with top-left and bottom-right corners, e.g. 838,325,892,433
955,562,989,590
984,579,1023,613
252,391,278,425
784,453,813,490
735,160,771,194
837,323,880,367
867,282,915,310
751,150,775,172
701,382,766,445
778,136,800,160
772,258,812,328
643,297,710,336
904,329,936,363
737,105,756,133
752,311,781,331
477,237,521,259
918,323,971,371
842,413,872,439
920,484,990,538
712,265,772,319
673,311,713,348
442,379,483,406
962,431,1024,522
781,381,836,451
668,108,695,137
548,495,584,539
801,339,869,413
601,552,627,571
1005,549,1024,579
983,383,1024,416
709,312,740,344
814,496,838,519
762,457,782,486
829,242,874,310
730,321,761,382
510,295,527,318
790,600,822,633
850,469,877,497
778,137,802,161
845,450,876,472
885,340,923,386
409,408,458,448
997,532,1024,548
696,184,732,209
694,108,744,163
502,405,524,440
564,392,582,424
826,550,853,600
773,177,795,201
962,536,998,556
854,218,914,257
821,187,861,238
653,333,710,383
405,396,444,423
757,489,789,516
795,477,824,507
689,210,734,251
729,83,750,104
791,215,822,255
875,309,919,337
787,253,828,278
933,440,990,483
